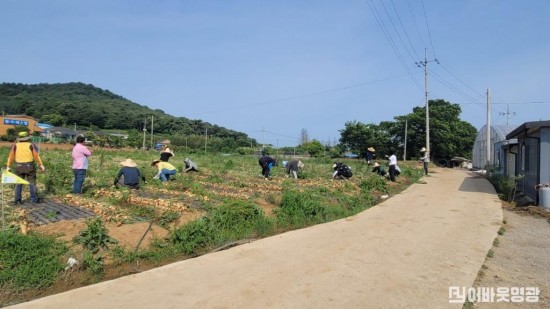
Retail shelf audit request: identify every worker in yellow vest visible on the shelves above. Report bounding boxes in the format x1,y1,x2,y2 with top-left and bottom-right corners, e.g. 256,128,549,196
6,131,45,204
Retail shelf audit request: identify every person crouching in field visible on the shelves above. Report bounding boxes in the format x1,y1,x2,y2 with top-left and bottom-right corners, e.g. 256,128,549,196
286,160,304,179
114,159,145,190
160,146,174,162
152,159,177,182
332,162,352,180
258,156,277,180
371,162,386,177
183,158,198,172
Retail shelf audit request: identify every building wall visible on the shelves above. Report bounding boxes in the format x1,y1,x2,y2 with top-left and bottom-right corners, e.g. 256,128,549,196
517,132,540,202
0,115,43,136
541,128,550,185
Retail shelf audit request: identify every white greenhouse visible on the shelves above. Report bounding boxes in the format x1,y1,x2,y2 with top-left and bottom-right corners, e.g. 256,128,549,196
471,125,516,169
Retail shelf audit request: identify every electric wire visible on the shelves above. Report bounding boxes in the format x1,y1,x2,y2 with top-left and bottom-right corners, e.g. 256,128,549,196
421,0,438,59
363,0,422,91
390,0,421,61
377,0,418,63
190,73,410,116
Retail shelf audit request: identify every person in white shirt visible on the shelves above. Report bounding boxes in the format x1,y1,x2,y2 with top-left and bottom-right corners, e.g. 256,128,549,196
388,150,397,182
419,147,429,175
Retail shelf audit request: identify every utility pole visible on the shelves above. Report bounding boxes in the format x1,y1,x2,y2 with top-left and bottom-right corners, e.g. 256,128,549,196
486,88,491,166
415,48,438,156
150,115,154,149
204,127,208,153
403,118,408,161
499,104,516,125
142,117,147,150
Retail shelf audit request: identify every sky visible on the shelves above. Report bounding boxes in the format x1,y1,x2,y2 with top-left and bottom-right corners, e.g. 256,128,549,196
1,1,549,146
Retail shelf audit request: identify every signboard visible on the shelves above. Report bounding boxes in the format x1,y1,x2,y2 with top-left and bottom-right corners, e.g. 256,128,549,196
4,119,29,126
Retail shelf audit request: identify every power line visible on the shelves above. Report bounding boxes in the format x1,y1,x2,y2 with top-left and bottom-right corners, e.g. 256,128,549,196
406,0,426,48
363,0,422,91
421,0,438,59
377,0,418,63
390,0,421,61
191,73,410,116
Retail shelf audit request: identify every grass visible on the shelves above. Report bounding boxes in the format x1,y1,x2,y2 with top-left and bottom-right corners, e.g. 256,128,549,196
0,231,68,290
0,147,424,298
497,227,506,235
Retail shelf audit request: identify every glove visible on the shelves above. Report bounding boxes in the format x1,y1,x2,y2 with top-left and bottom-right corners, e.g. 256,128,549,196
39,165,45,172
153,176,159,180
6,167,10,172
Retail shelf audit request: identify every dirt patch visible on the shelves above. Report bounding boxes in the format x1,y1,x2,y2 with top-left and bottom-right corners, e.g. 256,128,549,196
472,205,550,308
33,219,169,249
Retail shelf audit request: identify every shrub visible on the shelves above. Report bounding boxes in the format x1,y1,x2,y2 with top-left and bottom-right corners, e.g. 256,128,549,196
359,176,388,193
209,200,264,231
73,218,118,276
276,189,327,224
169,218,216,255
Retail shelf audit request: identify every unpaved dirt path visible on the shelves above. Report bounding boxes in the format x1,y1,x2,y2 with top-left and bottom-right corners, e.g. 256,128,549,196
8,168,503,309
474,210,550,308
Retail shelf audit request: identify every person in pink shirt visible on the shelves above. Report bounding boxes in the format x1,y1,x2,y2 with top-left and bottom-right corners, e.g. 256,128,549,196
72,135,92,193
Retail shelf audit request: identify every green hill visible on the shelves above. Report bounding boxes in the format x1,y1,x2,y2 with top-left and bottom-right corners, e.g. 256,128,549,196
0,82,251,143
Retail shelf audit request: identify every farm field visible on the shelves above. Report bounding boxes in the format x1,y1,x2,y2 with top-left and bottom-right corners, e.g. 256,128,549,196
0,145,424,306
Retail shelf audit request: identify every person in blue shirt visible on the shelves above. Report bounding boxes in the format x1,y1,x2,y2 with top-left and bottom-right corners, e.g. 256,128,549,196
114,159,146,190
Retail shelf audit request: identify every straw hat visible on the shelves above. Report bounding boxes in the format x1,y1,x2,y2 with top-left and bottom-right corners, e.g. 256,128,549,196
120,159,137,167
151,159,161,166
368,147,375,152
420,147,427,152
162,147,173,154
373,162,380,167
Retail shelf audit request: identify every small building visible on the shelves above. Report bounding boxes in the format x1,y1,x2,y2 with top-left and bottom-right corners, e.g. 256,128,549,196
493,139,518,177
506,120,550,205
0,114,44,136
472,125,517,169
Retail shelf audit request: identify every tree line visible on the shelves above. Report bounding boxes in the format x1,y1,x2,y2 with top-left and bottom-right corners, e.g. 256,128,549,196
0,82,255,145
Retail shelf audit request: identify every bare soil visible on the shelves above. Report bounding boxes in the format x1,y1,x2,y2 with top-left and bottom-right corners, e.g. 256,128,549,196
472,204,550,308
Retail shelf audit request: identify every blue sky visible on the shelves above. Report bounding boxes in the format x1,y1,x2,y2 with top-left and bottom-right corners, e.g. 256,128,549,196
1,1,549,146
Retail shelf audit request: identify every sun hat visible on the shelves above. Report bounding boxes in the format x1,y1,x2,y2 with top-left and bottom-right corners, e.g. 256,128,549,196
420,147,427,152
151,159,161,166
368,147,375,152
162,147,173,154
120,159,137,167
17,131,31,141
374,162,380,167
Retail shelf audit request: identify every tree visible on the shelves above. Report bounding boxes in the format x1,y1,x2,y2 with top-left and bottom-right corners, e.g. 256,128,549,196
40,113,65,126
304,140,324,157
387,99,477,159
339,121,396,158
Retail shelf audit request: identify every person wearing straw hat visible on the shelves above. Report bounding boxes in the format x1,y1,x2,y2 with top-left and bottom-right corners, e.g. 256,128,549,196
151,159,177,182
114,159,146,189
366,147,376,165
159,146,174,162
6,131,45,204
371,162,387,177
418,147,430,176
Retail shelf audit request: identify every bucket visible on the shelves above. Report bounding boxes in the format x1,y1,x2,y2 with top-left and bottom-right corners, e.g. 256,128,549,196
539,186,550,210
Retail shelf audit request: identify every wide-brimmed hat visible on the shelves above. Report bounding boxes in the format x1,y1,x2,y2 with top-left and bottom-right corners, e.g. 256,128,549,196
368,147,375,152
120,159,137,167
373,162,380,167
420,147,427,152
162,147,173,154
151,159,161,166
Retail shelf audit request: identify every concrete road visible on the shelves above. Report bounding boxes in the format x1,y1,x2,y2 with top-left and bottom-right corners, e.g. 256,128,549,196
10,168,503,309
